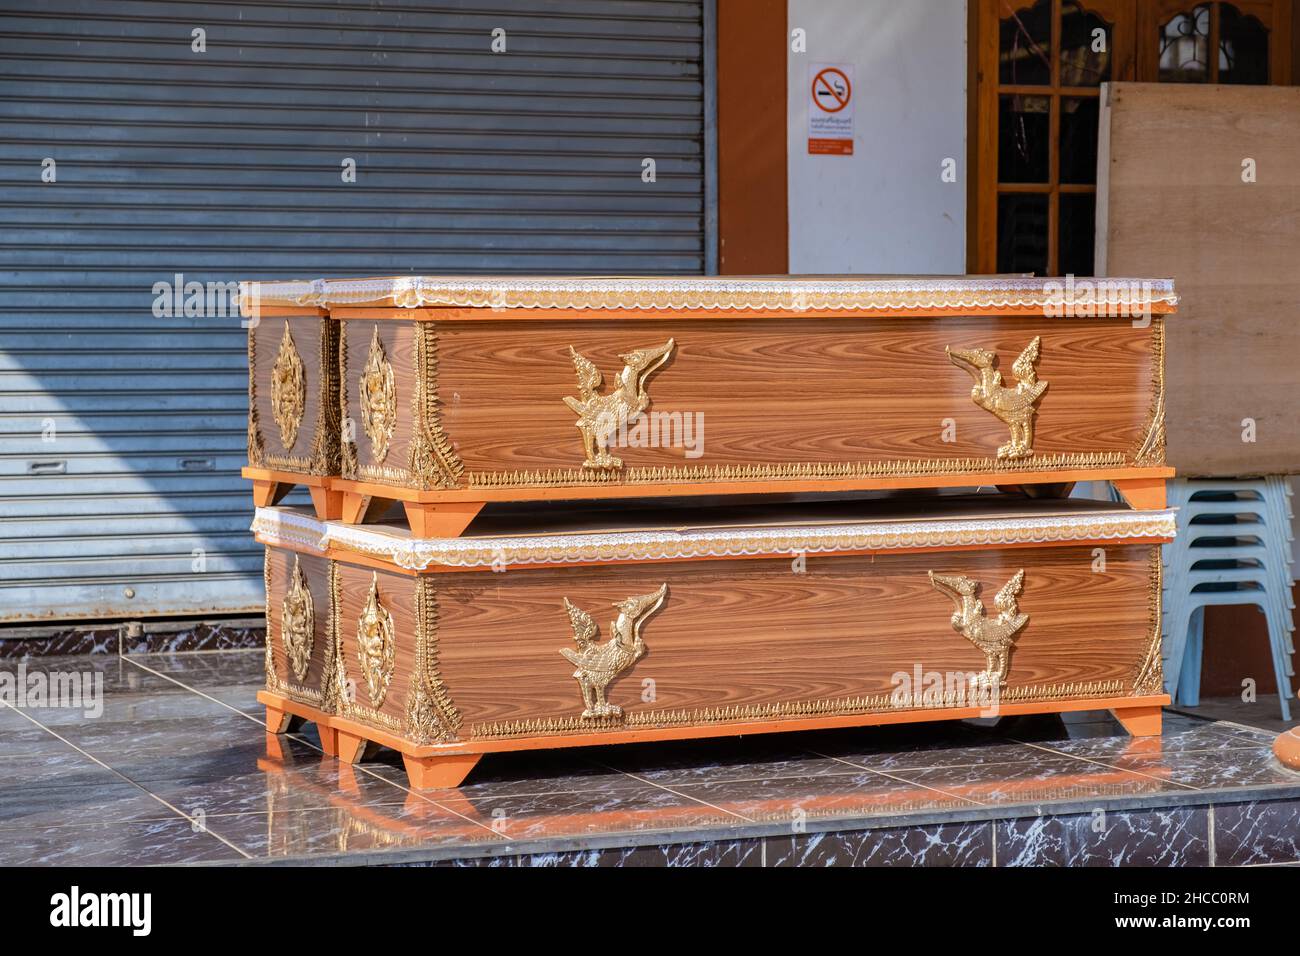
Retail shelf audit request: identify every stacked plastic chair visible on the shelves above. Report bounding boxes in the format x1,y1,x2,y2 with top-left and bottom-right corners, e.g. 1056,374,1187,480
1158,477,1295,721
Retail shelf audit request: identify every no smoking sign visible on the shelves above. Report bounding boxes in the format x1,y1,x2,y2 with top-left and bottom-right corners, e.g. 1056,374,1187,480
808,62,854,155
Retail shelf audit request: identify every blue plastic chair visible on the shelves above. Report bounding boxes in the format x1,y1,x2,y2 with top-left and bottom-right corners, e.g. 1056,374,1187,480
1155,478,1294,720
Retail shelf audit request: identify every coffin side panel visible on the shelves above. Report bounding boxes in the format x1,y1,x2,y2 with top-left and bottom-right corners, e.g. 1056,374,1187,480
250,316,338,473
431,544,1158,739
264,548,335,706
434,316,1160,478
334,562,420,735
341,319,419,484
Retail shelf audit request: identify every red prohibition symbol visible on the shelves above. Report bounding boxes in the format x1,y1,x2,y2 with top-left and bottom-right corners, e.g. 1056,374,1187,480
811,67,851,113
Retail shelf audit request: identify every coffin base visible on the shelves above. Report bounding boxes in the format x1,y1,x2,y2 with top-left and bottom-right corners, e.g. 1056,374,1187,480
259,689,1170,791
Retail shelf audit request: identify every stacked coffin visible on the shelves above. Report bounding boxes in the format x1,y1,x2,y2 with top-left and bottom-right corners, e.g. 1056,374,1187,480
241,275,1177,789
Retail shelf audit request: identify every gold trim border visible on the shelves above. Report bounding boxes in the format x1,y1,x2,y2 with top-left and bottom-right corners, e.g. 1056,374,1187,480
465,451,1130,490
467,679,1131,740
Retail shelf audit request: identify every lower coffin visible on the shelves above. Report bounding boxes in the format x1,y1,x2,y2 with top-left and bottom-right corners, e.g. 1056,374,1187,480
259,503,1170,769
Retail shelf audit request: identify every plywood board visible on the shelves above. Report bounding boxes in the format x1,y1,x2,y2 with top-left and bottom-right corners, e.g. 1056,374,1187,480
1097,82,1300,476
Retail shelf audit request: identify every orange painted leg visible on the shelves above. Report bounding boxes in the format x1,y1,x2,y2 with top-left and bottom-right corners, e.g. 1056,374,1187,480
1274,728,1300,771
308,485,344,520
316,723,339,757
403,501,484,539
1113,477,1167,511
341,492,395,525
1111,705,1163,737
252,479,291,508
336,730,371,765
402,753,482,790
265,731,291,760
265,705,294,734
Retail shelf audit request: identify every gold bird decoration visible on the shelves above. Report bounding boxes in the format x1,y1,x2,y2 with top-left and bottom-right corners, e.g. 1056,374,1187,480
559,584,667,719
928,569,1029,687
563,339,674,469
945,337,1048,459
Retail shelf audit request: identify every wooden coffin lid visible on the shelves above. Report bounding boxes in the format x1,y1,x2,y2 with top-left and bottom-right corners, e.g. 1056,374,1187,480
240,274,1178,317
252,496,1176,572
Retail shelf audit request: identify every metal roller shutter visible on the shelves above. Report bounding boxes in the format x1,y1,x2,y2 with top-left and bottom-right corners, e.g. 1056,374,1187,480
0,0,709,623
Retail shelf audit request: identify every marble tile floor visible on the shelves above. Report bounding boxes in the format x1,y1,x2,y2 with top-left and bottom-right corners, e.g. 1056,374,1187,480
1,650,1298,867
1170,694,1299,735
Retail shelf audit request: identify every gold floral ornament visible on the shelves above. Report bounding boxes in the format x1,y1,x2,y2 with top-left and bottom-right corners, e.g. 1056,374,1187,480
270,321,306,450
929,569,1028,687
357,572,396,707
563,339,674,469
560,584,667,719
945,337,1048,460
360,324,397,464
280,555,315,682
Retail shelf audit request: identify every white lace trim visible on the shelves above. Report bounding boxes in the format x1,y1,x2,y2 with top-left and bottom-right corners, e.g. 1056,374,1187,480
251,506,1177,571
239,275,1178,314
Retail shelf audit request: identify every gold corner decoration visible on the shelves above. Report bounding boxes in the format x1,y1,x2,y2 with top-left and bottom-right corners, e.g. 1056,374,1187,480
331,564,352,714
271,321,307,450
262,550,278,693
357,571,396,708
338,319,359,479
946,337,1048,460
308,320,341,475
405,579,462,744
563,339,675,469
407,323,463,490
281,555,315,683
1132,317,1167,467
247,328,266,468
929,569,1029,687
559,584,667,719
360,324,397,464
1132,546,1165,695
320,559,340,713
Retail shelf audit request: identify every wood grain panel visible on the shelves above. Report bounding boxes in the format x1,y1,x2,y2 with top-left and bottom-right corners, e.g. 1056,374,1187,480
265,549,333,705
432,316,1158,475
334,562,420,733
341,319,418,479
1099,82,1300,474
430,544,1157,735
253,314,329,470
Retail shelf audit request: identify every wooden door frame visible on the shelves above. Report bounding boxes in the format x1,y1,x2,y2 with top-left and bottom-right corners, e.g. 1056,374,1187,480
971,0,1293,273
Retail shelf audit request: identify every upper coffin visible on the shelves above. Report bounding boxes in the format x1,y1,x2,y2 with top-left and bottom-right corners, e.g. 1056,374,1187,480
242,274,1176,498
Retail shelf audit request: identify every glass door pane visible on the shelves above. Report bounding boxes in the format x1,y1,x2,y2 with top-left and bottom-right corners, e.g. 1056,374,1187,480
1001,0,1054,84
999,94,1052,182
998,193,1050,274
1159,5,1213,81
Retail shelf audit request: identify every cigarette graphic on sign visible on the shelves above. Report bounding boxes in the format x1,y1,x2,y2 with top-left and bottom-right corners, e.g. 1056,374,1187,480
808,63,855,155
812,67,850,111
